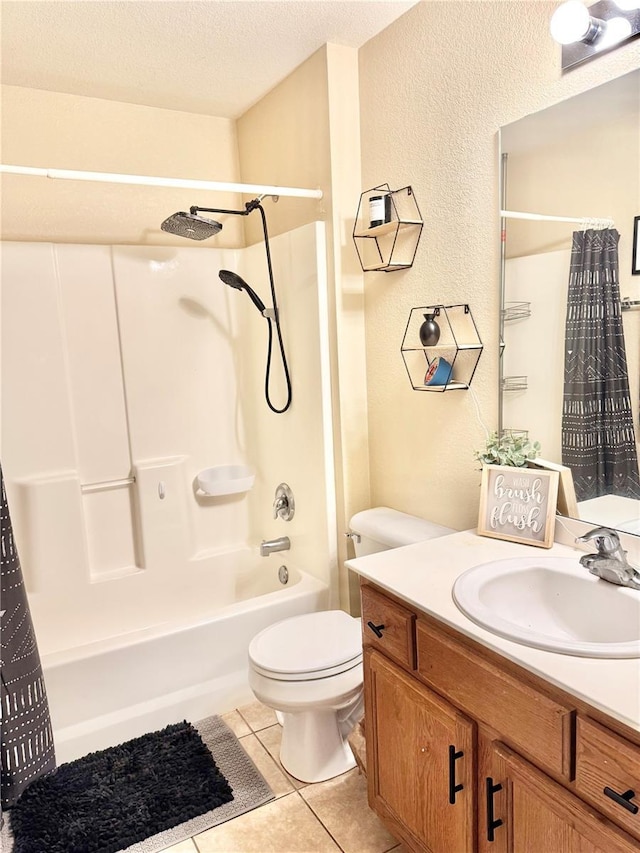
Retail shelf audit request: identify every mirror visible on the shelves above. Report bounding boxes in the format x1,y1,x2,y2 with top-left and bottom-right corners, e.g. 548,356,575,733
499,69,640,534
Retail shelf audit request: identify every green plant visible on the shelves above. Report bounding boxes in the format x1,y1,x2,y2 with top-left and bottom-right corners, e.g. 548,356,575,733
474,431,541,468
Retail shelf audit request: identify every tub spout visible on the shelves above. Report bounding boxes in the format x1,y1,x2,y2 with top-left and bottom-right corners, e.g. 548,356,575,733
260,536,290,556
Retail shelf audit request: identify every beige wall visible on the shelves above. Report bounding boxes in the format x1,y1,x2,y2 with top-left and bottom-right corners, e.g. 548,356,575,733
0,85,245,246
238,44,370,611
358,1,640,532
237,48,329,242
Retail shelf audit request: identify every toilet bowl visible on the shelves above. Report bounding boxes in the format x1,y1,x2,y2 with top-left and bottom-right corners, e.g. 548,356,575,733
248,507,455,783
248,610,363,783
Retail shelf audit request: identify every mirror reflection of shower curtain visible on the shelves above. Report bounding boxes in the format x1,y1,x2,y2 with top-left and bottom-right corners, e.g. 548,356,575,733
562,229,640,501
0,465,56,810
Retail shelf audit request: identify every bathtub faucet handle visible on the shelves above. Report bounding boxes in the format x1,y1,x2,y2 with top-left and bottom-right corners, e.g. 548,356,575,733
273,496,287,518
273,483,295,521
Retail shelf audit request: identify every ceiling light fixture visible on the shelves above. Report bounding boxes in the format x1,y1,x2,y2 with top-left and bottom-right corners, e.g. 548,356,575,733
550,0,640,69
614,0,640,10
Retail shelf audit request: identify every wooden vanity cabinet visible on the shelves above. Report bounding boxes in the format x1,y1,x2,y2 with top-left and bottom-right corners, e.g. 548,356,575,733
365,648,475,852
361,581,640,853
478,736,638,853
490,742,638,853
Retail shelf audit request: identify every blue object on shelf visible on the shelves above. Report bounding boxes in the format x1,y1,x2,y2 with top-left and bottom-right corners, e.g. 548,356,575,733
424,357,452,386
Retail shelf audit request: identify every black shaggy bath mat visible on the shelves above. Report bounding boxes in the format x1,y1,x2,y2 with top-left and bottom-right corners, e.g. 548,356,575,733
9,720,233,853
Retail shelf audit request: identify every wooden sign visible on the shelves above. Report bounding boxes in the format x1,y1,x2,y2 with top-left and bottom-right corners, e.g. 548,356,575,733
477,464,560,549
526,458,578,519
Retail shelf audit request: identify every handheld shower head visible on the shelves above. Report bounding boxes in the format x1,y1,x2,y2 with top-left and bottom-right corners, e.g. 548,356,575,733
219,270,266,314
161,211,223,240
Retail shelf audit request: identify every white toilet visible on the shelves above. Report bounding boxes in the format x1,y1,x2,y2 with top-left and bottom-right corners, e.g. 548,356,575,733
247,506,454,783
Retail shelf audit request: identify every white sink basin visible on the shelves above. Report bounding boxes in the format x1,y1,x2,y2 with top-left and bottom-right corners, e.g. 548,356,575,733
452,557,640,658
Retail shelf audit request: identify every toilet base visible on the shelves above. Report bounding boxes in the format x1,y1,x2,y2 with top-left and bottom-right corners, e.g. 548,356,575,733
248,647,364,784
278,708,357,783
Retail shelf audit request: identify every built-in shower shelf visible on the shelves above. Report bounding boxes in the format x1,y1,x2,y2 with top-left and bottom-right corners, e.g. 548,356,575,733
196,465,255,497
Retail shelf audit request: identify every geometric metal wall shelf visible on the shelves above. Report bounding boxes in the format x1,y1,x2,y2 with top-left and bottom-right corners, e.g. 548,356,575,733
353,184,423,272
401,303,483,392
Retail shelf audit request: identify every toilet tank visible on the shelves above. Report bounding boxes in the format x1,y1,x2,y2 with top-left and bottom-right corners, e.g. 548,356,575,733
349,506,454,557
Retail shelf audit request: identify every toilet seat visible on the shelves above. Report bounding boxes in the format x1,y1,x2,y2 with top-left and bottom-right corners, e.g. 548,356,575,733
248,610,362,682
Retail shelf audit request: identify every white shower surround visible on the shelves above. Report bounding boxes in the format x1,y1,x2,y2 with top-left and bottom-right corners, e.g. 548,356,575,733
1,222,336,754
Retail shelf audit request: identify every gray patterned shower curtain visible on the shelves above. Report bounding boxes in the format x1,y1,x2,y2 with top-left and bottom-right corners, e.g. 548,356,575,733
1,465,56,810
562,228,640,501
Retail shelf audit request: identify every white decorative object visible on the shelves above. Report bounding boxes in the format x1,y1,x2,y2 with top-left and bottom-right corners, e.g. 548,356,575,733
196,465,255,497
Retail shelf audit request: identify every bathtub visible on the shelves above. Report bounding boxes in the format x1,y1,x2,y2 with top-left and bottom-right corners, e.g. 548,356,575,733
42,562,329,763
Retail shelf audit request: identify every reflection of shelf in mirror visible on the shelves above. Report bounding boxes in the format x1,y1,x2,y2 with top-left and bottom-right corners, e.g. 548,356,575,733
503,302,531,322
503,428,529,439
353,219,423,238
502,376,528,392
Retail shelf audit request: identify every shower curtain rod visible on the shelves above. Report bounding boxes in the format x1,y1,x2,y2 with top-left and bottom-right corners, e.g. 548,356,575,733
0,164,323,200
501,209,614,228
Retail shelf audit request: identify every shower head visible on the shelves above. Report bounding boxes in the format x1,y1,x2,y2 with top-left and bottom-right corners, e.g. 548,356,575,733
219,269,266,314
161,211,223,240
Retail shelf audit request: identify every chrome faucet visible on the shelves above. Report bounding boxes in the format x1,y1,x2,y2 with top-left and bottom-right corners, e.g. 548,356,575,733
576,526,640,590
260,536,290,557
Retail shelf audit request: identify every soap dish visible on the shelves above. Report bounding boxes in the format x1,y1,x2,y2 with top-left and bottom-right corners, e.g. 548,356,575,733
197,465,255,497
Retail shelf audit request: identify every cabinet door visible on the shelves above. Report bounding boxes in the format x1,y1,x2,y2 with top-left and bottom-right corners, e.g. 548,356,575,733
365,649,474,853
494,743,639,853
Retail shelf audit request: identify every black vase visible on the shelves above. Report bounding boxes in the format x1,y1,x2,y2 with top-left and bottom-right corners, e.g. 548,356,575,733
419,313,441,346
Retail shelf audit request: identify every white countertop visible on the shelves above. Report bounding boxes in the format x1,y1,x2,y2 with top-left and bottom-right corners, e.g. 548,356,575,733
346,530,640,733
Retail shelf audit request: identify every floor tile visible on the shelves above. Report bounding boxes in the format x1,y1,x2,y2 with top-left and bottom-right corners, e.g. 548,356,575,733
221,709,251,737
193,792,340,852
238,732,295,798
237,700,279,732
300,768,399,853
255,723,308,789
162,840,198,852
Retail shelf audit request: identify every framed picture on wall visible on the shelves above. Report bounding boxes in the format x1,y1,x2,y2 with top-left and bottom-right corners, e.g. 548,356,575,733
633,216,640,275
477,464,559,549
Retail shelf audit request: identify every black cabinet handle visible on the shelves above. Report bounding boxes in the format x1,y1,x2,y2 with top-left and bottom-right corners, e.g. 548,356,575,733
448,745,464,804
367,620,385,638
604,786,639,815
486,777,504,842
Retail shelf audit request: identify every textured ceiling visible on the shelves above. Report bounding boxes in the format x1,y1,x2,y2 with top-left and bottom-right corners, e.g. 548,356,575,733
0,0,418,118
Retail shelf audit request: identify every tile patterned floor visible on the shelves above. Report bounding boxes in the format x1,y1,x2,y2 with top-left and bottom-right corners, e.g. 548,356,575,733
162,702,407,853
